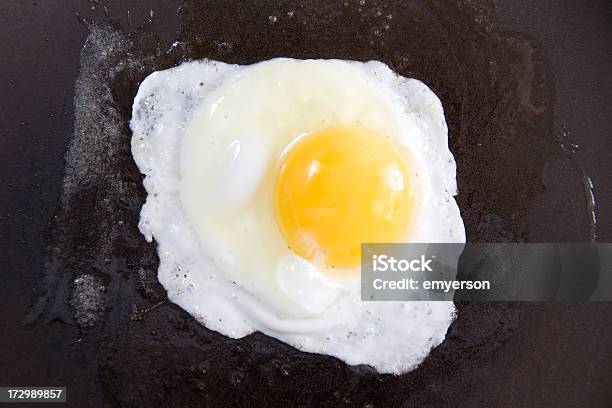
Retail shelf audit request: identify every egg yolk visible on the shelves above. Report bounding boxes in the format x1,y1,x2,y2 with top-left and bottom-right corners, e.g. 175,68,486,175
274,126,415,268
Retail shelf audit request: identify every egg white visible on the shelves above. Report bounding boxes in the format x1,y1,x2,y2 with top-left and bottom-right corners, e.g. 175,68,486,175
131,58,465,374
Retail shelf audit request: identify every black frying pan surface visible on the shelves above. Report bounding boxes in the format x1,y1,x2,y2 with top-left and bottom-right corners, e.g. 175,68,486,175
1,1,611,407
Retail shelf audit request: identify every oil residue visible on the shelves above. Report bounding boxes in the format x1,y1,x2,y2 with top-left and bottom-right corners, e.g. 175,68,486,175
556,129,598,241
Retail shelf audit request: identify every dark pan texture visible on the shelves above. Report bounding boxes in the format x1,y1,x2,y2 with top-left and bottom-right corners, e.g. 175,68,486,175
1,1,612,407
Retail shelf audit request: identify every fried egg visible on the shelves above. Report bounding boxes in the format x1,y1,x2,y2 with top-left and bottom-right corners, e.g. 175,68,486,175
131,58,465,374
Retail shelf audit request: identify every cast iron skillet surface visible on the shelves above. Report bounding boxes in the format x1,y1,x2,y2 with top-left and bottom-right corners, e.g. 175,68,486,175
1,1,612,407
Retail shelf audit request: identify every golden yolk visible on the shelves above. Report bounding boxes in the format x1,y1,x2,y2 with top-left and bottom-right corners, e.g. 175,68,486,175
274,126,415,268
